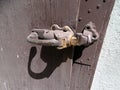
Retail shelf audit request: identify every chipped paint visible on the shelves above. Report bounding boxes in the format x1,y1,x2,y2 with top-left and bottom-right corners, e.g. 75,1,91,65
3,82,8,90
17,54,20,58
1,48,3,52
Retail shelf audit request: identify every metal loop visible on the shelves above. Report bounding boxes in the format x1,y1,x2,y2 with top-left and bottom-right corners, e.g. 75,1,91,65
27,32,62,46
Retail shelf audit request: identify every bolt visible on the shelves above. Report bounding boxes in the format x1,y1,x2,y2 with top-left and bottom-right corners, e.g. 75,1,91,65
96,4,101,9
78,17,82,22
103,0,106,3
88,9,92,14
87,57,91,61
85,0,88,2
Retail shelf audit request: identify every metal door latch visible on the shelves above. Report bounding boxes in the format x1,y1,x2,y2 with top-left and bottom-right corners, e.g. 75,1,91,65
27,22,99,49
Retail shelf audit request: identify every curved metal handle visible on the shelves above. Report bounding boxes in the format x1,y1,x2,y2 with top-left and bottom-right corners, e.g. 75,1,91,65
27,32,62,46
27,22,99,49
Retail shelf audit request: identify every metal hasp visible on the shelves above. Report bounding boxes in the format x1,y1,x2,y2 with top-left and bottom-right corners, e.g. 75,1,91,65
27,22,99,49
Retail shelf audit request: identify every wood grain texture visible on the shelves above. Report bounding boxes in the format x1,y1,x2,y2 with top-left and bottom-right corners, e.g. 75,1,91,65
0,0,78,90
0,0,115,90
70,0,115,90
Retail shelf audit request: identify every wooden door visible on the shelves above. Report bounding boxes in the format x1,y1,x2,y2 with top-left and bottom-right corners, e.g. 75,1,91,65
0,0,115,90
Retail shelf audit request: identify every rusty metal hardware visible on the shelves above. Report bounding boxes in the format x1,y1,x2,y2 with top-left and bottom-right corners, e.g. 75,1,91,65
27,22,99,49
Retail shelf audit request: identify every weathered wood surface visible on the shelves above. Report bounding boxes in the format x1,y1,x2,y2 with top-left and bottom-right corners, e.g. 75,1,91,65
0,0,78,90
0,0,115,90
70,0,115,90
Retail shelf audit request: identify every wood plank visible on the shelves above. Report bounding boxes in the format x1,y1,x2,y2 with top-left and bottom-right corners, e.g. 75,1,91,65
70,0,115,90
0,0,78,90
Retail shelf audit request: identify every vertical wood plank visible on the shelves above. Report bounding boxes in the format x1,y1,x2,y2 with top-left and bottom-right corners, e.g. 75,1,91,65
0,0,78,90
70,0,115,90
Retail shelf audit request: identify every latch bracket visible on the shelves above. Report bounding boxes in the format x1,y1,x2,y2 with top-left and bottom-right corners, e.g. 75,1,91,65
27,22,99,49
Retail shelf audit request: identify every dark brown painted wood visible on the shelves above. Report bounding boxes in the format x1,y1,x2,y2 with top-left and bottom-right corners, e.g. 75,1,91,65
0,0,115,90
0,0,79,90
70,0,115,90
